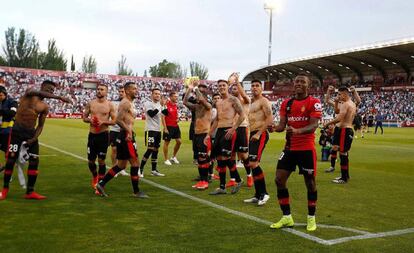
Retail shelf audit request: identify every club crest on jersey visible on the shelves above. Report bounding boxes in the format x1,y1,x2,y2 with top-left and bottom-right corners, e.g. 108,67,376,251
314,103,322,112
301,106,306,112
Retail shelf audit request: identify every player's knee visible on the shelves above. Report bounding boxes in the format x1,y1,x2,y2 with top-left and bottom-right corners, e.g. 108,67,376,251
249,161,259,169
176,139,182,145
275,176,285,188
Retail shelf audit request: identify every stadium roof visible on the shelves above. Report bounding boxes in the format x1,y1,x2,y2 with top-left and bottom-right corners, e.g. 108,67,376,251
243,37,414,83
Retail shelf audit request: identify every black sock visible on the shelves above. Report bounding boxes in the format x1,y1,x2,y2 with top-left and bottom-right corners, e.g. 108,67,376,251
227,160,241,182
3,158,16,189
26,159,39,194
243,159,251,175
277,188,291,215
98,164,106,181
88,162,97,177
130,166,140,194
100,166,123,186
208,160,214,175
252,166,267,197
217,160,227,189
151,151,158,171
307,191,317,216
340,154,349,180
140,149,152,171
198,157,211,181
330,150,337,168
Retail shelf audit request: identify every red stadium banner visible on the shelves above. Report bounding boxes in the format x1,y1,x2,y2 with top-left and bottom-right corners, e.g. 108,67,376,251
48,113,83,119
401,121,414,127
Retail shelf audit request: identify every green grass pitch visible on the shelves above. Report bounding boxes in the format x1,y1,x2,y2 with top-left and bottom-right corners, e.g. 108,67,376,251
0,119,413,253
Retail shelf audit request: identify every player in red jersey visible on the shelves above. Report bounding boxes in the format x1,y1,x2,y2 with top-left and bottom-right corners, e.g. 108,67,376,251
162,91,182,165
269,73,322,231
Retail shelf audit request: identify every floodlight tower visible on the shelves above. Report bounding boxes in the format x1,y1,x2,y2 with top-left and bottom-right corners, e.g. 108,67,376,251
264,0,277,66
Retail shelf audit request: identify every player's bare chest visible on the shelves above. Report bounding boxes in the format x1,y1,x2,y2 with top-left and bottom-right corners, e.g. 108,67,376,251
90,103,110,115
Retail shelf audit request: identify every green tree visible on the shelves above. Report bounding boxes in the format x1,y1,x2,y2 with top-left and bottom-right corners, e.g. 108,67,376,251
189,61,209,80
0,55,6,66
81,55,97,73
149,59,186,78
2,27,41,68
70,55,75,71
40,39,67,71
117,55,133,76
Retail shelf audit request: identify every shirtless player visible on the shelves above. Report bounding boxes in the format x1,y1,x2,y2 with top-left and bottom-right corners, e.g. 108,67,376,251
183,80,212,190
0,80,71,200
229,73,252,188
325,85,360,173
243,80,273,206
83,84,116,191
209,79,245,195
96,82,148,198
324,86,356,184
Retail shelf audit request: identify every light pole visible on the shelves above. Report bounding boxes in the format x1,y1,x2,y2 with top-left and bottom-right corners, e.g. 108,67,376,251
264,1,277,66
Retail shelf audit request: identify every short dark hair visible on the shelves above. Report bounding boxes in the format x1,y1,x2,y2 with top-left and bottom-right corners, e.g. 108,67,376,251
151,87,161,93
296,72,312,83
251,79,262,85
42,80,57,87
217,79,228,85
0,86,7,95
169,91,177,97
97,83,108,89
123,82,135,89
338,86,349,92
212,93,221,98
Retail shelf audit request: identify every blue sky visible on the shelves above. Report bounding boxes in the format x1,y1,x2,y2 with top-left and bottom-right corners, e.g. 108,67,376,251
1,0,413,79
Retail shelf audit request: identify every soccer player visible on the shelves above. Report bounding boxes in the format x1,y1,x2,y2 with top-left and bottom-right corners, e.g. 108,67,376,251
109,86,129,176
184,92,198,165
83,84,116,192
324,85,360,173
139,88,165,177
269,73,322,231
0,86,18,168
162,91,181,165
243,80,273,206
183,80,212,189
324,86,356,184
209,93,221,180
374,111,384,134
96,82,148,198
229,73,253,188
0,80,71,200
209,79,245,195
0,86,26,188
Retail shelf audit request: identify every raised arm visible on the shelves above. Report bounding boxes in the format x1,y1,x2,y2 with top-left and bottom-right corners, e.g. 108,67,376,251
183,86,196,111
194,87,212,110
325,86,335,107
26,89,72,103
350,86,361,107
231,96,245,130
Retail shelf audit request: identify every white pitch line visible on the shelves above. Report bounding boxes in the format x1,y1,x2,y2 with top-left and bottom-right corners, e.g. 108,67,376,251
39,142,414,245
40,142,330,245
326,228,414,245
